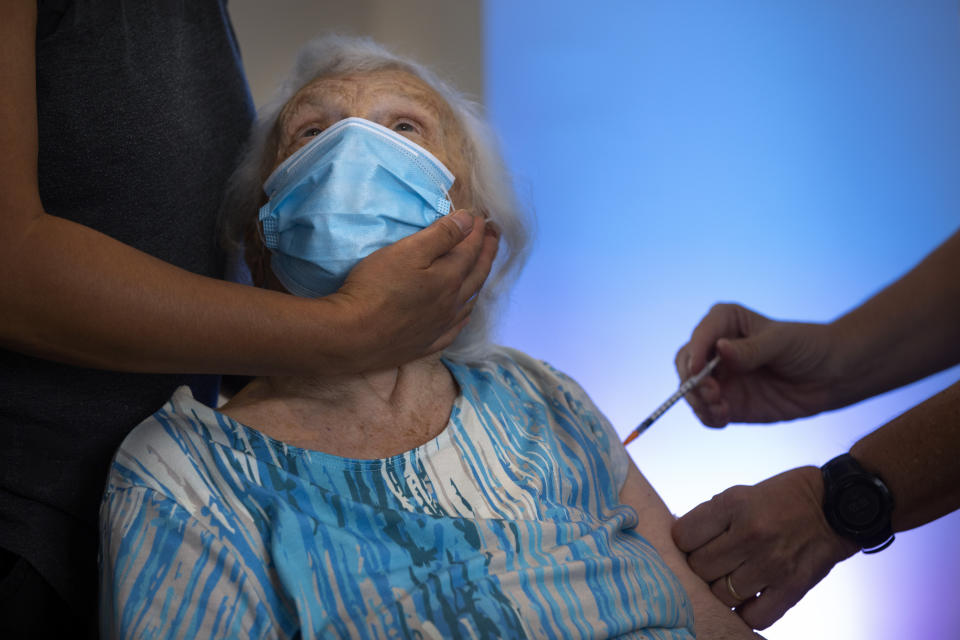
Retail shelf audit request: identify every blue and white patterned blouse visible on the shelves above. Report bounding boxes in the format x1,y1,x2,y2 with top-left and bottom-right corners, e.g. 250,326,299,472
100,347,693,639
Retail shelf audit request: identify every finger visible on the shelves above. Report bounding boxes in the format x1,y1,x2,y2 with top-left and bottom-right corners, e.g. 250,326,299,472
451,294,478,329
697,382,731,427
704,400,730,428
424,314,471,354
677,341,701,381
677,346,713,419
674,345,691,380
678,339,734,428
679,381,729,427
695,403,730,429
737,585,800,631
671,494,734,552
423,295,479,355
714,321,781,374
697,377,721,404
711,572,755,608
433,215,487,280
457,223,499,304
682,386,706,413
682,388,712,423
685,534,744,583
685,303,745,374
676,487,755,579
711,566,763,609
395,209,476,266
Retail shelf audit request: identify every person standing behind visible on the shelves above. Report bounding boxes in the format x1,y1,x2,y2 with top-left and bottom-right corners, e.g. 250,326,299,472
0,3,495,637
670,228,960,629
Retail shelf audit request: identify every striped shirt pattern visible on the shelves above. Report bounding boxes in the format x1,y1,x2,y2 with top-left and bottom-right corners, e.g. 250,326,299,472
100,347,693,639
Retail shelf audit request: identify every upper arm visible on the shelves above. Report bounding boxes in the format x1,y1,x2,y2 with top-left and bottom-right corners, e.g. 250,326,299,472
0,3,44,221
619,459,758,639
100,487,290,639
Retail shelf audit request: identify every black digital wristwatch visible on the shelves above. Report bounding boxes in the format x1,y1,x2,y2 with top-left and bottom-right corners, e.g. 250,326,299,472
821,453,895,554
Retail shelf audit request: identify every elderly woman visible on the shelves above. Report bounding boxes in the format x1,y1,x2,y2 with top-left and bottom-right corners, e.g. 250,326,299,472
99,36,756,639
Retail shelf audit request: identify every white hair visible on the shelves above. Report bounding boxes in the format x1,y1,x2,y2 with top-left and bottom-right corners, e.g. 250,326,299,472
220,34,531,363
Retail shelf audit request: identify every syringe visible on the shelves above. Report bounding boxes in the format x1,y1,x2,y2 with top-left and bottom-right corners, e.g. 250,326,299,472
623,356,721,446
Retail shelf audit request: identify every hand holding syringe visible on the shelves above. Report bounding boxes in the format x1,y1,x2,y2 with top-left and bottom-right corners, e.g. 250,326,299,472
623,356,721,446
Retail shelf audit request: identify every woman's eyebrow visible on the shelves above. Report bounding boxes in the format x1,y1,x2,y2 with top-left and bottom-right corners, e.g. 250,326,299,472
389,86,444,116
371,93,448,131
374,97,436,120
279,94,336,134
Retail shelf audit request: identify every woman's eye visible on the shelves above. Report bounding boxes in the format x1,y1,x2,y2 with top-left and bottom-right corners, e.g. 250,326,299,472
300,127,323,138
393,121,417,133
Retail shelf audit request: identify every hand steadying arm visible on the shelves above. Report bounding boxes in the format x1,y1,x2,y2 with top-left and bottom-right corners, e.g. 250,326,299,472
672,378,960,629
620,462,762,639
1,3,496,378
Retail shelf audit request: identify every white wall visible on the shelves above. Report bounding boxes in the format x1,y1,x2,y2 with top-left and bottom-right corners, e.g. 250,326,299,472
228,0,484,108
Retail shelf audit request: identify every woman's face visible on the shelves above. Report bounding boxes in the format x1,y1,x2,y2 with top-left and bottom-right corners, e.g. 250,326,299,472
272,68,471,209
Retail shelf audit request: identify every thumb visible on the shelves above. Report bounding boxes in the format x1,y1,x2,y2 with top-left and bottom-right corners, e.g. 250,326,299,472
716,329,781,373
396,210,476,263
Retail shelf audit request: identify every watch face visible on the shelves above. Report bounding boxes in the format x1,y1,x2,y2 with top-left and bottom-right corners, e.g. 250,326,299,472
822,454,895,551
837,481,882,529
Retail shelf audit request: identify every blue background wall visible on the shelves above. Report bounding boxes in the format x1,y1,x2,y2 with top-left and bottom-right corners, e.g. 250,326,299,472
485,2,960,637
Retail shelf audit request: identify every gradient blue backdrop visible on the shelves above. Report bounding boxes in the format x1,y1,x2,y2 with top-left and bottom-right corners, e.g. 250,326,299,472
485,2,960,638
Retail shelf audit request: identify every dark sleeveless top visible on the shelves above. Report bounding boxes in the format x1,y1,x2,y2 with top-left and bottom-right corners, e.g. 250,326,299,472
0,0,255,617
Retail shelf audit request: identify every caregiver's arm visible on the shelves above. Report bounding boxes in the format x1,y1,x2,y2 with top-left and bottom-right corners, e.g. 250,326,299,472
620,461,760,639
1,3,495,377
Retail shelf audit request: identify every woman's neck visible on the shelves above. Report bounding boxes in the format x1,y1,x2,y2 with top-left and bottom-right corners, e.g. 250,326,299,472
219,355,458,459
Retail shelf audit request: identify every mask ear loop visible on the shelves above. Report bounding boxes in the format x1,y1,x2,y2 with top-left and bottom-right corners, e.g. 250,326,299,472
443,169,457,213
243,199,274,289
257,192,268,245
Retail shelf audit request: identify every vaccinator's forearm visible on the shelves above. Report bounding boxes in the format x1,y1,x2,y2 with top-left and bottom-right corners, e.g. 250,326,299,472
851,378,960,533
830,228,960,403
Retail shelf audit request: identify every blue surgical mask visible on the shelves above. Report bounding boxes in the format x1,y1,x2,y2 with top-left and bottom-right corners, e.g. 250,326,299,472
258,117,455,298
